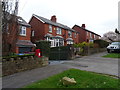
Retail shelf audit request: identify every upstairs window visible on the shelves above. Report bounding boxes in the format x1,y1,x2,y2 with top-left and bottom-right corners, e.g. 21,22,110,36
49,25,52,33
74,33,77,38
56,27,62,35
94,35,96,39
68,31,72,37
32,30,35,36
90,33,92,38
86,32,89,36
20,26,26,36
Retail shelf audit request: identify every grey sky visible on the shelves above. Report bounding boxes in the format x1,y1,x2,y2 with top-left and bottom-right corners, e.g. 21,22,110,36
18,0,119,36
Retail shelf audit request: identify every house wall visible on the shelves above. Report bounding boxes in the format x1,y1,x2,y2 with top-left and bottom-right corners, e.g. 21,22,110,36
18,26,31,40
29,16,79,46
29,16,45,43
73,25,101,43
73,25,86,43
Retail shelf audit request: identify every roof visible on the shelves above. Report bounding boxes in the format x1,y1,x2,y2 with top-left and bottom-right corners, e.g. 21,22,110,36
16,40,34,47
17,16,31,27
32,14,77,32
73,25,101,37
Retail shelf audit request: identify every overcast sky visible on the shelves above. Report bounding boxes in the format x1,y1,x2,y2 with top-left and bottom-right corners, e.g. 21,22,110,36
18,0,119,36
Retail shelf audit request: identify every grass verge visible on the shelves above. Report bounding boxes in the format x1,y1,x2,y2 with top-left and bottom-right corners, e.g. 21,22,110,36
22,69,118,88
103,53,120,58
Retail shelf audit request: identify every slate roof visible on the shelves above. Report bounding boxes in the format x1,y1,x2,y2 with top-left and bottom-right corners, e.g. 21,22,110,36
74,25,101,37
17,16,31,27
33,14,76,32
16,40,34,47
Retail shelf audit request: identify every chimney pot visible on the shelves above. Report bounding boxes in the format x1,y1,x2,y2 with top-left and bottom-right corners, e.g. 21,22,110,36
82,24,86,29
51,15,57,22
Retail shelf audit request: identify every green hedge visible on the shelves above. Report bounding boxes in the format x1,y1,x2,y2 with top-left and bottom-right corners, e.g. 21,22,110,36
49,46,71,60
94,39,109,48
2,54,34,59
35,40,50,57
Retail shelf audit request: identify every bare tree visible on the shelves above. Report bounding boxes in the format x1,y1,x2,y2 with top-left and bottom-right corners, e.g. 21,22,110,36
101,31,117,42
2,0,19,56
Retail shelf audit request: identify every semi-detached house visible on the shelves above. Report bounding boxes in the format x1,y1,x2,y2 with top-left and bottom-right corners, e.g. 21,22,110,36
72,24,101,43
29,14,79,47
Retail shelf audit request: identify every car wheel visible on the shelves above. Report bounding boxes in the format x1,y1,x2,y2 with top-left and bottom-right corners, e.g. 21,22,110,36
107,49,111,53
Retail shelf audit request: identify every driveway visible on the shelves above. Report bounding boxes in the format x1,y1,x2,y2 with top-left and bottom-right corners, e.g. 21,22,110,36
62,52,118,77
2,52,118,88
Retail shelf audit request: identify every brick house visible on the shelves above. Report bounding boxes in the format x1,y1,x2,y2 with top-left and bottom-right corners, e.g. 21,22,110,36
29,14,79,47
4,15,35,54
72,24,101,43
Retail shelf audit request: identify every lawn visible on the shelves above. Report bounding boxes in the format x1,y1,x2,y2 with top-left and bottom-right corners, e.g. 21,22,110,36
103,53,120,58
23,69,118,88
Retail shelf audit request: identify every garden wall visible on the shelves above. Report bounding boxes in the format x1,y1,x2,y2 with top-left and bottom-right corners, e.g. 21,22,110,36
2,56,49,76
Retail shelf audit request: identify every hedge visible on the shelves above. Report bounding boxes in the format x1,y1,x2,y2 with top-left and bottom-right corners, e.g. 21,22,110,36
94,39,109,48
35,40,50,57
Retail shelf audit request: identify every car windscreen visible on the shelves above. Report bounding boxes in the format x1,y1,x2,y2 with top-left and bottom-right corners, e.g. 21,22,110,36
111,42,120,45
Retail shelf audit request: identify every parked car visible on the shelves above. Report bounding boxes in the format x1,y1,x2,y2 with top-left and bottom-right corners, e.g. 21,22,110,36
107,42,120,53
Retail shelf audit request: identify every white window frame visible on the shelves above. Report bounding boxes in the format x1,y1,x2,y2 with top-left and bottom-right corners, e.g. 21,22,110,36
56,27,62,35
68,31,72,37
67,41,73,44
32,30,35,36
94,35,96,39
87,32,88,36
49,25,52,33
20,26,26,36
74,33,77,38
90,33,92,38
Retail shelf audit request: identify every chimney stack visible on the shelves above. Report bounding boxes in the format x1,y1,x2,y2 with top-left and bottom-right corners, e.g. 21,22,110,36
82,24,86,29
51,15,57,22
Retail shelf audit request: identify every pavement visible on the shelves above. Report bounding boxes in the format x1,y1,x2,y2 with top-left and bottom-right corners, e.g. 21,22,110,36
2,52,119,88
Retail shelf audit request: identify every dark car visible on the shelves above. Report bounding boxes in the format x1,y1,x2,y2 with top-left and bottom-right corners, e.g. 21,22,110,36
107,42,120,53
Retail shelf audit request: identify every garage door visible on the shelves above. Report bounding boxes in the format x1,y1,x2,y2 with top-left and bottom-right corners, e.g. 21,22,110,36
19,47,32,53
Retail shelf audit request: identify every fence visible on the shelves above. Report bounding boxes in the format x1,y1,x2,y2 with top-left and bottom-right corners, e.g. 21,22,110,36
83,47,106,56
49,45,75,60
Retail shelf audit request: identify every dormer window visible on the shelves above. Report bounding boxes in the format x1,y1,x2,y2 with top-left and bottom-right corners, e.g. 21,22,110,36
49,25,52,33
20,26,26,36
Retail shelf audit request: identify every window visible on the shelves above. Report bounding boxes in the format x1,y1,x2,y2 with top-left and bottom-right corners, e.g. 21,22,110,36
68,31,72,37
94,35,96,39
90,33,92,38
32,30,35,36
67,41,73,44
49,25,52,33
20,26,26,36
74,33,77,38
56,27,62,35
87,32,88,36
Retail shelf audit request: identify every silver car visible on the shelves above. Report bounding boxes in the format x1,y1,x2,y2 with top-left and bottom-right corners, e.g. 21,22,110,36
107,42,120,53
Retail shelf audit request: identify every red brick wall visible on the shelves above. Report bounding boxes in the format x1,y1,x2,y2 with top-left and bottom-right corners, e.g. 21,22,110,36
18,26,31,40
73,25,86,43
29,16,79,45
29,16,45,43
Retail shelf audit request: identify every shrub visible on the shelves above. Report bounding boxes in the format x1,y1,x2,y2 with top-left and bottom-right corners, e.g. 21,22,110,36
35,40,50,57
